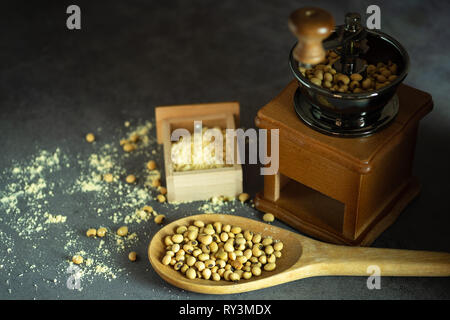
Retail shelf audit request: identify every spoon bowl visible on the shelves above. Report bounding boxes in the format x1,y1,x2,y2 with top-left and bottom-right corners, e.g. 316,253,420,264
148,214,450,294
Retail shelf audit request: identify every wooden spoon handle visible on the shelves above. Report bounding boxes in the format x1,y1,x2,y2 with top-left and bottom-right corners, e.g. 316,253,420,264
309,245,450,277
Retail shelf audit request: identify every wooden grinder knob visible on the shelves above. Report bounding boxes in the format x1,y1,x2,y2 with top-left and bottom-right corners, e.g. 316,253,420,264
289,7,335,65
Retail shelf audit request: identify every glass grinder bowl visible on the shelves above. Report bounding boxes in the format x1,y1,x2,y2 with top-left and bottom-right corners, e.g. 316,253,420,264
289,12,410,137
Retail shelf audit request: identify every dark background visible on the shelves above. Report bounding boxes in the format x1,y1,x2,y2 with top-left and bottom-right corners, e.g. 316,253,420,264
1,0,449,299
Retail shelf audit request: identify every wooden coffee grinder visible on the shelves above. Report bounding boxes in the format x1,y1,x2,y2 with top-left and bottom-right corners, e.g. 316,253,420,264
254,8,433,246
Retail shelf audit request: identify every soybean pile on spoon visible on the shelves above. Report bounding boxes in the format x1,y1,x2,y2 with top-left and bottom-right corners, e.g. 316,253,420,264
148,214,450,294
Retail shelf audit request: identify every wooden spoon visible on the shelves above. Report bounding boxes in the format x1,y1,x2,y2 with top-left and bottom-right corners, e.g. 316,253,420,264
148,214,450,294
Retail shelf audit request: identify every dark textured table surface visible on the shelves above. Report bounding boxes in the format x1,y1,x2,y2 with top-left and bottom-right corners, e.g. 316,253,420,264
1,0,449,299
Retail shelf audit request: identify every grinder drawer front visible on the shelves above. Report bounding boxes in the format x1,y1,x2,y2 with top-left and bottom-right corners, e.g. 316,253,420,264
278,136,360,205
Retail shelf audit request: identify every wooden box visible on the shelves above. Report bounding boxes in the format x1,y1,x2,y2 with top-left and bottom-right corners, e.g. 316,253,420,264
155,102,243,203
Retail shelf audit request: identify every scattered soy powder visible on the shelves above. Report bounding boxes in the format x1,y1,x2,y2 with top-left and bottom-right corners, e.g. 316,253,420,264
0,119,256,298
